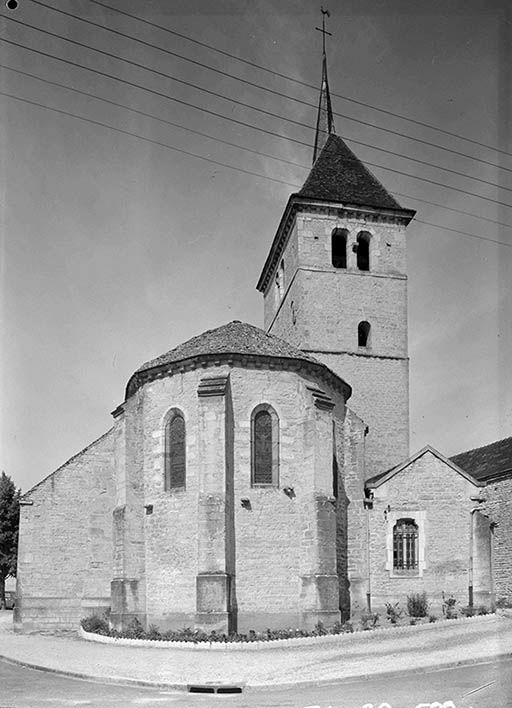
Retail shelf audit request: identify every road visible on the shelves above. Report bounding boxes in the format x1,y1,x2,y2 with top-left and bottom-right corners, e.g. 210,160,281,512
0,656,511,708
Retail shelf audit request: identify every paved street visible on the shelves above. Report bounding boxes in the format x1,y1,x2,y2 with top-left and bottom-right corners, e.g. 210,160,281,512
1,656,511,708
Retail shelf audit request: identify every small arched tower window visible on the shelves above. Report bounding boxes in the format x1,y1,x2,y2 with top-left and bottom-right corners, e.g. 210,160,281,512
331,228,347,268
393,518,419,570
251,404,279,486
164,410,186,490
358,321,371,348
356,231,371,271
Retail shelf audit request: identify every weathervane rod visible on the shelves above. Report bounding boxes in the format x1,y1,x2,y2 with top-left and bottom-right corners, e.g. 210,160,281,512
315,6,332,56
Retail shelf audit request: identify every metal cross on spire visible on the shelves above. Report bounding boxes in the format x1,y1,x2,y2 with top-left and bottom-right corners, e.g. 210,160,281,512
312,7,335,164
315,7,332,56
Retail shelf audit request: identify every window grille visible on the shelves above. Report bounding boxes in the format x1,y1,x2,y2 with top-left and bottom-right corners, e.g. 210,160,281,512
393,518,419,570
251,405,279,486
164,412,186,490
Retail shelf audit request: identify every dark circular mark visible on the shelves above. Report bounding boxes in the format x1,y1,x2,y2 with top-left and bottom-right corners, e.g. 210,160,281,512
6,0,19,9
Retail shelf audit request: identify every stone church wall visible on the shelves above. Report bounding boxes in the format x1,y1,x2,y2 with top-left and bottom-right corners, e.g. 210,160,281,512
15,430,115,631
367,451,482,614
483,476,512,603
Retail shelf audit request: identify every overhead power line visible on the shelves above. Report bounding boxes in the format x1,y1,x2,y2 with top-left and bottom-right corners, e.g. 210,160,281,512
4,62,510,233
2,90,511,251
6,14,510,195
26,0,512,176
83,0,512,159
1,35,511,211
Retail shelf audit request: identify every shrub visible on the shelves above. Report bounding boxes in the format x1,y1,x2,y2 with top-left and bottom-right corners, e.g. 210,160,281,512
407,591,429,618
360,611,379,630
428,614,437,623
146,624,162,640
442,592,458,619
124,617,145,639
496,596,512,609
81,614,110,635
385,602,403,625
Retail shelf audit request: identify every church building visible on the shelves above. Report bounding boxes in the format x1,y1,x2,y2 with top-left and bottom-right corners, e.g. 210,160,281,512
14,44,510,633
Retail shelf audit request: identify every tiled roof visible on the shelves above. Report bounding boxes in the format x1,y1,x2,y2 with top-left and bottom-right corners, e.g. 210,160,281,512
127,321,351,399
450,436,512,481
136,321,321,372
298,134,404,211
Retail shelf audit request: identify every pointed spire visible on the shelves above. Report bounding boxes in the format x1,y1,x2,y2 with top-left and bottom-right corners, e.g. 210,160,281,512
313,8,335,164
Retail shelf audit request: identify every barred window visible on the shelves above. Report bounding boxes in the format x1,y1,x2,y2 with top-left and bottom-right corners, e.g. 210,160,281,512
356,231,371,271
251,405,279,486
331,228,347,268
393,518,419,570
164,411,186,490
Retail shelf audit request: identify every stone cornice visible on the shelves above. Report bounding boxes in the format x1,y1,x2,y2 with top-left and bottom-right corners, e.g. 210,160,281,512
256,195,415,293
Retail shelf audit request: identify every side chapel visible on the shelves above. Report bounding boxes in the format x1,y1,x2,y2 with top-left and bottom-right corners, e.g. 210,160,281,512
15,39,511,633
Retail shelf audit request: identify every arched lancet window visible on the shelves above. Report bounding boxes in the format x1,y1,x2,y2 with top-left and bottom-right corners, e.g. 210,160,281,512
393,518,419,570
356,231,371,271
251,404,279,486
358,321,371,348
331,228,347,269
164,410,186,490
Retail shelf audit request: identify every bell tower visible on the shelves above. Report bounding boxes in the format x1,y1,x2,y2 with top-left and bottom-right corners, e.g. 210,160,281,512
256,33,416,479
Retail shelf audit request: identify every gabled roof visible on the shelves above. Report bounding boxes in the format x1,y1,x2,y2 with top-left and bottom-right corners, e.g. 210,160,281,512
365,444,484,489
451,436,512,482
298,134,405,211
125,321,351,400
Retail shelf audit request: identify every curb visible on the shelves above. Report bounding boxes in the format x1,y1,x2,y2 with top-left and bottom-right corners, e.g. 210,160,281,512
1,649,510,692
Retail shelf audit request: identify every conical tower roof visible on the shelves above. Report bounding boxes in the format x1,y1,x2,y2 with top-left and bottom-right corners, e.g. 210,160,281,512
299,133,403,210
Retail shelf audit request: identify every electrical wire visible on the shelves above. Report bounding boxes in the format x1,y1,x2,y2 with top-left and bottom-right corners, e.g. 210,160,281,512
5,14,510,195
1,36,511,210
4,61,510,233
2,89,511,251
25,0,512,176
82,0,512,159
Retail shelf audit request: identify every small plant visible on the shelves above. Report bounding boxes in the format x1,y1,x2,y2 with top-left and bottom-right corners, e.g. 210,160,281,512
428,614,437,623
81,614,110,635
385,602,403,625
313,621,328,636
407,591,429,618
409,617,416,625
125,617,145,639
496,596,512,609
146,624,162,640
360,611,379,630
442,592,458,619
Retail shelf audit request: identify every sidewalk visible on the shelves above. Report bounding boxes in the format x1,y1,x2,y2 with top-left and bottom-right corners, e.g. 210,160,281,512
0,611,511,689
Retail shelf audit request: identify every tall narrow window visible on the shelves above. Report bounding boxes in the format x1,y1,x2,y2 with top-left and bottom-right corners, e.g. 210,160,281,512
357,231,370,271
164,411,186,490
358,321,371,348
251,404,279,486
331,228,347,268
393,518,419,570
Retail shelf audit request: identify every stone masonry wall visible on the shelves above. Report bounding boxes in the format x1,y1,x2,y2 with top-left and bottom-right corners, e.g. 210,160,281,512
264,210,409,480
483,476,512,603
138,361,346,632
368,451,481,614
16,430,115,631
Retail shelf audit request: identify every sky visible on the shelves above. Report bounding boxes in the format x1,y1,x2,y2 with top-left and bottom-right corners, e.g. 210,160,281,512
1,0,511,492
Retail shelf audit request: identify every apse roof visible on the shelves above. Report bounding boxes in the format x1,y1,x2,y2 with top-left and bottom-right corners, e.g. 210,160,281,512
450,436,512,482
298,134,403,210
125,321,351,400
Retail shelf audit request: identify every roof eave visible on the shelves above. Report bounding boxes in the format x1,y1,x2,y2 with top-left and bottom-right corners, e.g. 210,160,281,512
124,350,352,403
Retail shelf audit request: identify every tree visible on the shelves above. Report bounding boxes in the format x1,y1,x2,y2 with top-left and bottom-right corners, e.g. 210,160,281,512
0,472,20,609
